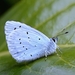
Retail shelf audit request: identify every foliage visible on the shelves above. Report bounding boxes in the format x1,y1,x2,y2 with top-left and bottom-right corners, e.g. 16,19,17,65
0,0,75,75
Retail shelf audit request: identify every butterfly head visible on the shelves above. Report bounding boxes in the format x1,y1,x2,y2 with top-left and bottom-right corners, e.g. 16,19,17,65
52,31,68,43
52,37,58,43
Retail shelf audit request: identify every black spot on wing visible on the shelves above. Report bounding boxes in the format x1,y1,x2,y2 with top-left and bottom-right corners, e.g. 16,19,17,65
14,52,19,54
26,48,28,50
39,38,40,40
20,42,21,44
19,26,21,28
23,46,24,48
14,27,16,30
37,54,38,55
30,54,32,57
28,37,30,39
19,38,21,40
26,32,28,34
35,45,36,47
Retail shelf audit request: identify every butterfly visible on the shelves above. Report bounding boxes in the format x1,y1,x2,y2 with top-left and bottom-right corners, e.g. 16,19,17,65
4,21,60,63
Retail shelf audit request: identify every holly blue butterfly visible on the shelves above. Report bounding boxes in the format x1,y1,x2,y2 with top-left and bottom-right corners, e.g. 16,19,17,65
4,21,62,63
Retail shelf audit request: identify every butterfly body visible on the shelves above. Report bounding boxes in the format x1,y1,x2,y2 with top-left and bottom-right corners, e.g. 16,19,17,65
5,21,57,62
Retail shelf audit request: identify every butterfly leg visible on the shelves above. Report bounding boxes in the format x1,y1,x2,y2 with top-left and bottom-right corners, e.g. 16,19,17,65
44,50,47,61
45,50,48,57
44,49,50,61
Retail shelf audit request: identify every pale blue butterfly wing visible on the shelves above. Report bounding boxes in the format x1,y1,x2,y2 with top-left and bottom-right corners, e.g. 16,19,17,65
5,21,31,36
5,21,48,40
5,21,57,62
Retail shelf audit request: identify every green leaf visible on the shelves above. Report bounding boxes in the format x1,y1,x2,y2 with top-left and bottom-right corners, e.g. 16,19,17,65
0,0,75,75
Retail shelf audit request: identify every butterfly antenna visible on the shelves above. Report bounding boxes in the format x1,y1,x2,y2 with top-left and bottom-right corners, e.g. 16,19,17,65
56,31,68,37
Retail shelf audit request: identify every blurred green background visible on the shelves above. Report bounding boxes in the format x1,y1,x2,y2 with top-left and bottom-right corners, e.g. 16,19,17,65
0,0,75,75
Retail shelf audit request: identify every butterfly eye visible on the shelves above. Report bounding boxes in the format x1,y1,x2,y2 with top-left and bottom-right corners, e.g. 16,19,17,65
52,37,58,43
52,38,55,42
